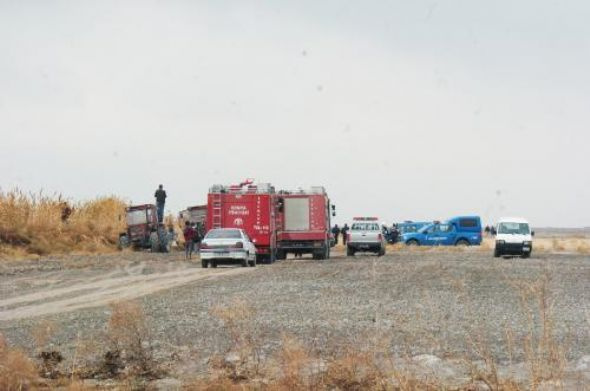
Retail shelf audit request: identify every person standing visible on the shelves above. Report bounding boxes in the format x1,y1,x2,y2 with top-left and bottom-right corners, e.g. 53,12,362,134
183,221,196,259
154,184,167,223
341,223,350,245
331,224,341,245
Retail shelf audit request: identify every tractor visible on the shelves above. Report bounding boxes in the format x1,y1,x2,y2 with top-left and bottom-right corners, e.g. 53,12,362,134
119,204,172,252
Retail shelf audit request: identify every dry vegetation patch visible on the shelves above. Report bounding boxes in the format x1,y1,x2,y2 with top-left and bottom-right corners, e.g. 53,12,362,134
0,189,126,258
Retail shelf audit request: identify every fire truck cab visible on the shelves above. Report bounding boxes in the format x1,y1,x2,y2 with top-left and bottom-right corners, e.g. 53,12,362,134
206,181,278,263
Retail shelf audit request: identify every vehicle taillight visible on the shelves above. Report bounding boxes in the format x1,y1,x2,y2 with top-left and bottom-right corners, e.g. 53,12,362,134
234,242,244,249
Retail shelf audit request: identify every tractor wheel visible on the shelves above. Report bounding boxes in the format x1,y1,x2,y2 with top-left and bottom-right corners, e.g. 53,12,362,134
118,234,129,250
150,232,160,252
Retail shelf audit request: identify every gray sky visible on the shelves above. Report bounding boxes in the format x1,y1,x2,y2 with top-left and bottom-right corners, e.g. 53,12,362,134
1,1,589,227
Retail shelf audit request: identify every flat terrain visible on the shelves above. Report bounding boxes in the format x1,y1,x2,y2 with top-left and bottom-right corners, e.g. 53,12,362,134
1,245,590,385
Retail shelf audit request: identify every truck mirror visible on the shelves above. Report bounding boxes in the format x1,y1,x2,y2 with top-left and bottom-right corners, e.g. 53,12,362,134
331,204,336,210
531,231,535,236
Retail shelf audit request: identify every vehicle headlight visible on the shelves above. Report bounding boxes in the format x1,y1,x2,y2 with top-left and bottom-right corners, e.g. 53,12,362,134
523,241,532,246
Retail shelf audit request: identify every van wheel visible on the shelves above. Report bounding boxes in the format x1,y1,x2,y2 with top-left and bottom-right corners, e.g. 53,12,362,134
201,260,208,268
211,261,218,268
522,252,531,259
456,239,470,246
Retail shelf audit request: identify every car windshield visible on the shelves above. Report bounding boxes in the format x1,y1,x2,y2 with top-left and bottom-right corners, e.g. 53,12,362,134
498,222,530,235
351,223,380,230
206,229,242,239
126,210,147,225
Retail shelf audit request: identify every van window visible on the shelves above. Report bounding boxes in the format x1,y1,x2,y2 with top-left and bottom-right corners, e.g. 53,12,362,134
459,218,478,228
498,223,530,235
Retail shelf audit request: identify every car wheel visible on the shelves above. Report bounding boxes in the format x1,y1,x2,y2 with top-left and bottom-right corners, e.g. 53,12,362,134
346,247,355,256
456,239,470,246
406,240,419,246
201,260,208,268
248,259,256,267
211,261,218,268
378,247,385,256
494,248,501,258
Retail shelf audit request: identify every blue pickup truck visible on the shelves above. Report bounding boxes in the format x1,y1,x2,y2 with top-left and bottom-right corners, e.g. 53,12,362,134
399,216,482,246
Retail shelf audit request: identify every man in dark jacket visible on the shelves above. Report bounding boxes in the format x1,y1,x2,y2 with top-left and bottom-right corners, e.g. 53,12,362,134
331,224,341,245
154,184,167,223
341,224,350,245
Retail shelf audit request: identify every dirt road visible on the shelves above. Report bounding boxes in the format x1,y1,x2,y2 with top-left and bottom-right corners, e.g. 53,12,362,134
0,254,254,321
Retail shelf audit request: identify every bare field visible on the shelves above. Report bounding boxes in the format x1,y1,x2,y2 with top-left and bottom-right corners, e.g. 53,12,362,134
1,244,590,389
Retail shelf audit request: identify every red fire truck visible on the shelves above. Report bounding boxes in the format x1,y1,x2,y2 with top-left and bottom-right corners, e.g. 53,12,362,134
275,187,335,260
206,181,278,263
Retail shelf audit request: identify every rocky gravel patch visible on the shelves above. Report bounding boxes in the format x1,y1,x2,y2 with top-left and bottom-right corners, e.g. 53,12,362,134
1,249,589,385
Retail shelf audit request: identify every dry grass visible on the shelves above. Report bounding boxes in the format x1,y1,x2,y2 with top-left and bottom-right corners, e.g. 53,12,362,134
186,271,575,391
0,334,38,390
0,189,126,258
105,300,162,379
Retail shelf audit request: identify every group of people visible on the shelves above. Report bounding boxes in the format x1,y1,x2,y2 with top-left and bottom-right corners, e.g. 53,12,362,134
484,225,497,236
331,223,403,245
154,184,205,259
331,224,350,245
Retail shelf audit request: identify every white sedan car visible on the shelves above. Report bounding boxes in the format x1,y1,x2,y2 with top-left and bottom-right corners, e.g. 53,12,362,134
200,228,257,268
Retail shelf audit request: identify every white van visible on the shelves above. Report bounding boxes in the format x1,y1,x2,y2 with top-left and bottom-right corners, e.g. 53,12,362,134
494,217,534,258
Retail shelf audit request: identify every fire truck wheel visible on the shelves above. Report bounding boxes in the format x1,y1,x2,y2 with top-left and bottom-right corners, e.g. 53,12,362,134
150,232,160,252
201,260,208,268
276,250,286,260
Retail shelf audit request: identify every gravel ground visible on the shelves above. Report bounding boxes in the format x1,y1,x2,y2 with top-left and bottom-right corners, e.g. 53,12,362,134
1,248,590,384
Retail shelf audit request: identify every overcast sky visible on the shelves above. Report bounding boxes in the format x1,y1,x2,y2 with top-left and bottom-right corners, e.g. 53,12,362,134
1,1,589,227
